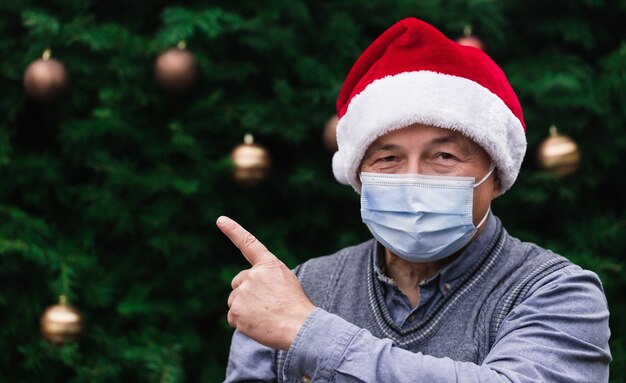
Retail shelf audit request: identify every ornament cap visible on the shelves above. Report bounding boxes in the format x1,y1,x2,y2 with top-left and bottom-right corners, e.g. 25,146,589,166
549,125,558,136
177,40,187,50
59,294,67,305
244,134,254,145
463,25,473,37
42,48,52,60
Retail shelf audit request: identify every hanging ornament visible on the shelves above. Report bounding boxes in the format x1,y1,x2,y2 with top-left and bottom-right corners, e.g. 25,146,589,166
323,114,339,152
536,125,581,176
40,295,84,344
23,49,69,103
456,25,485,51
231,134,272,186
154,41,198,93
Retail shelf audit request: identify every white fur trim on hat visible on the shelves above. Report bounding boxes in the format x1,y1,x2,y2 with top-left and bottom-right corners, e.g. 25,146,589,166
333,71,526,194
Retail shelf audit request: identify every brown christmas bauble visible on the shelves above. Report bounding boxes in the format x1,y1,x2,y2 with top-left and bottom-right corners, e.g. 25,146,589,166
154,42,198,92
536,125,581,176
40,298,84,344
23,49,68,103
231,134,271,186
456,26,485,51
323,114,339,152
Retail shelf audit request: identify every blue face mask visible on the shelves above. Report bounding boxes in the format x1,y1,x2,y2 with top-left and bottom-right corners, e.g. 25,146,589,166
360,166,495,263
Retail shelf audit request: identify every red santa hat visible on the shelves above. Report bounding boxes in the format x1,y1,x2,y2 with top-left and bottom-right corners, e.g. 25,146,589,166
332,17,526,194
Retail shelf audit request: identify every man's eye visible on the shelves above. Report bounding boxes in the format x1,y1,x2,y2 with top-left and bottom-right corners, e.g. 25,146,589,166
437,152,455,160
378,156,398,163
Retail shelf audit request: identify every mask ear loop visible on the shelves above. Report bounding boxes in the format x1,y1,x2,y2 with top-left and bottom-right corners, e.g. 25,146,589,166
474,164,496,188
476,207,491,229
474,163,496,229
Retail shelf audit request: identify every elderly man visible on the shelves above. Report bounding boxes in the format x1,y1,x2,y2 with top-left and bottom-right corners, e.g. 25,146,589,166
218,18,611,382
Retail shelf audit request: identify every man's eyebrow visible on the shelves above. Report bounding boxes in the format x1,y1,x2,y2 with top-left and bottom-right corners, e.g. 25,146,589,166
430,134,459,145
374,143,400,151
429,134,475,154
363,143,400,159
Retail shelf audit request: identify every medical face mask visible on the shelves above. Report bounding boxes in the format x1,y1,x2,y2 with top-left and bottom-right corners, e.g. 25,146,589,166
360,166,495,263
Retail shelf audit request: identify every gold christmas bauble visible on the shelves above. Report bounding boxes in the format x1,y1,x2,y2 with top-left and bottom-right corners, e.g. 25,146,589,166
40,299,84,344
154,42,198,92
456,26,485,51
23,49,68,103
323,114,339,152
536,126,581,176
231,134,271,186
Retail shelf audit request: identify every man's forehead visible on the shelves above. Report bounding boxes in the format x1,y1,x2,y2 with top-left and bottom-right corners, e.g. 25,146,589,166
367,125,478,151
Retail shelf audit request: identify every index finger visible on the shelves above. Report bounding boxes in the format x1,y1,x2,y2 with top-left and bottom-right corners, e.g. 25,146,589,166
216,216,275,266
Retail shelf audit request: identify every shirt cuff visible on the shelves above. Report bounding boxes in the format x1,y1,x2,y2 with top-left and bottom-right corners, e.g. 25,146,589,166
282,307,361,382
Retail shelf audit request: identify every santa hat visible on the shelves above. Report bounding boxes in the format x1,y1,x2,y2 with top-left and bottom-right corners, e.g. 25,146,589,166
332,17,526,194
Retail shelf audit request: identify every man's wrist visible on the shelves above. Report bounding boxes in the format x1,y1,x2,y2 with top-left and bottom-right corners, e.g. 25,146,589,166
281,302,316,350
283,308,361,380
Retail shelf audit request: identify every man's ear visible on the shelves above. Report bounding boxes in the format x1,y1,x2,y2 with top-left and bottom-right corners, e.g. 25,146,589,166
491,173,502,199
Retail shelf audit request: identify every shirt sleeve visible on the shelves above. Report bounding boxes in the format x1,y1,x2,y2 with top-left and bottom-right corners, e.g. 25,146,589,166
282,265,611,383
224,330,277,382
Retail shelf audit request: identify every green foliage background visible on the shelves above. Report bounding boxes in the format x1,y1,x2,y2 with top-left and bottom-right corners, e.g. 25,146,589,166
0,0,624,381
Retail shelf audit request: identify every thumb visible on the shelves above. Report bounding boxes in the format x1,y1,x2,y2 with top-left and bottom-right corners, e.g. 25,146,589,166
216,216,277,266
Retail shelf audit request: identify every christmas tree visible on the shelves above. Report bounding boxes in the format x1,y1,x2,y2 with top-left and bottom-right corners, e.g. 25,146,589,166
1,0,624,381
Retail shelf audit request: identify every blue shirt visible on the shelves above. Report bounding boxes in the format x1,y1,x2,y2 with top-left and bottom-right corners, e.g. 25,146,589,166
225,215,611,382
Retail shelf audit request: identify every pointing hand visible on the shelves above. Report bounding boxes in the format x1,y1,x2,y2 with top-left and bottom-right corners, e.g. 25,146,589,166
217,216,315,350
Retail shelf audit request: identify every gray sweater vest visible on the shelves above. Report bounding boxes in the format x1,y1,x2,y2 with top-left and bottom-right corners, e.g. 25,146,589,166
275,221,570,377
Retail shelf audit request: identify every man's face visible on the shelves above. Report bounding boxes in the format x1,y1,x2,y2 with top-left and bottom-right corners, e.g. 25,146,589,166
359,123,501,228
